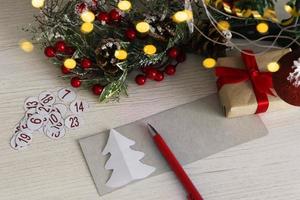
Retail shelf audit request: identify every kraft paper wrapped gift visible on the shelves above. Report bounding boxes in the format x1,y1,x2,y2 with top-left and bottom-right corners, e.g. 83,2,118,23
216,49,293,118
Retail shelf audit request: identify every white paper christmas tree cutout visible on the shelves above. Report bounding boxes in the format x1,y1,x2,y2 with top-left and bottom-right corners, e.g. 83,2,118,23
288,58,300,87
102,129,156,188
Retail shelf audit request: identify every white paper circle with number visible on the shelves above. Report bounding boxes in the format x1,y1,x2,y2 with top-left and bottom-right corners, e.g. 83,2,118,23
27,114,44,131
53,103,67,117
65,115,83,130
46,128,66,140
24,96,39,111
50,119,64,132
42,115,49,126
36,104,52,116
20,118,33,134
15,132,33,147
38,91,56,106
13,123,21,135
48,111,62,126
58,88,77,103
70,100,89,115
10,134,27,150
25,108,37,119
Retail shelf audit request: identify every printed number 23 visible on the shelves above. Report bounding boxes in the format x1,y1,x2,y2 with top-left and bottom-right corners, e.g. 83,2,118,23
69,117,79,128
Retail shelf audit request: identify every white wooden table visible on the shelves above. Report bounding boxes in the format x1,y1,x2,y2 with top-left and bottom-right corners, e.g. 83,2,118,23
1,1,300,200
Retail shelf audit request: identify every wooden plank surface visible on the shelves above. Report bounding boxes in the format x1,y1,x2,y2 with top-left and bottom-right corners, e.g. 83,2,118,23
1,1,300,200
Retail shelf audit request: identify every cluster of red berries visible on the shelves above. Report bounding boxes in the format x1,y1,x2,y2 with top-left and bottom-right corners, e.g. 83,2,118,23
97,9,121,24
44,41,75,58
44,40,104,96
135,47,186,86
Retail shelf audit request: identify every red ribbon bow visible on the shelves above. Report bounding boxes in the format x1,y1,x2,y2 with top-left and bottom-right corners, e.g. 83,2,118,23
215,50,274,114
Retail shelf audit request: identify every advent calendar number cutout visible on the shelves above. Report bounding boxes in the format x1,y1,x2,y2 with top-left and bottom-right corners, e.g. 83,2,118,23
38,91,56,106
65,115,82,129
27,114,44,131
46,128,66,140
15,132,33,147
70,100,88,115
24,97,39,111
58,88,76,103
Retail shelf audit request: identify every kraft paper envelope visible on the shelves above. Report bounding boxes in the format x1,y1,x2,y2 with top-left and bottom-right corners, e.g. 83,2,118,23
79,94,268,196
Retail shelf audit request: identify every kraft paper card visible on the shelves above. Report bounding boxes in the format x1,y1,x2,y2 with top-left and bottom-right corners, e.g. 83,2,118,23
79,94,268,196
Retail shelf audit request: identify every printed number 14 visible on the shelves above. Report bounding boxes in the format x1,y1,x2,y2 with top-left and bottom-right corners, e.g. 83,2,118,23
75,102,84,112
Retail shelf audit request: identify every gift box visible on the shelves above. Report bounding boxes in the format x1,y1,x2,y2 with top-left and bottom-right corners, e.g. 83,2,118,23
215,49,293,118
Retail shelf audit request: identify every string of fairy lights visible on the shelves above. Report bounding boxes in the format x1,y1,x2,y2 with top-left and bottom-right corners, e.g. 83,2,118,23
22,0,299,73
196,0,300,72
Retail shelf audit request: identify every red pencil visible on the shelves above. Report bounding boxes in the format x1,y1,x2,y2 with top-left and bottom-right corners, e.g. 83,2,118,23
147,124,204,200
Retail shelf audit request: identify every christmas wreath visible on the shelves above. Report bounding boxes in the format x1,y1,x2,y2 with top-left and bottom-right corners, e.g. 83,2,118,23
28,0,194,102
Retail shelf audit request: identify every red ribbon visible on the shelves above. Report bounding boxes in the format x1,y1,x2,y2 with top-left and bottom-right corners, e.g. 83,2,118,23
215,50,274,114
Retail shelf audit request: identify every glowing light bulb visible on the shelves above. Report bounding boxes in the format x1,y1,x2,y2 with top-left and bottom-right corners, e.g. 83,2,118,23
143,45,157,55
118,0,132,11
173,11,189,23
81,22,94,33
114,50,128,60
64,58,77,69
202,58,216,69
81,11,95,23
19,40,34,53
267,62,280,72
136,22,150,33
31,0,45,8
184,10,193,21
256,22,269,34
217,21,230,31
284,4,293,14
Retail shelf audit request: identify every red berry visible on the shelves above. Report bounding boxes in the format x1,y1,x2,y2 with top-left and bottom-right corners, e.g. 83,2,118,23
109,9,121,21
65,46,75,55
71,77,81,88
155,71,164,81
135,75,147,85
164,65,176,75
176,52,186,63
126,28,137,40
97,12,110,23
61,65,71,74
146,68,158,80
76,2,87,13
92,84,104,95
142,66,151,73
81,58,92,69
55,41,66,53
44,47,56,57
167,47,179,59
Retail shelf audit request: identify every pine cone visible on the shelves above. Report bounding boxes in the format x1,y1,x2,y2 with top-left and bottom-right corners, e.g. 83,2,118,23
144,14,176,41
95,38,121,75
